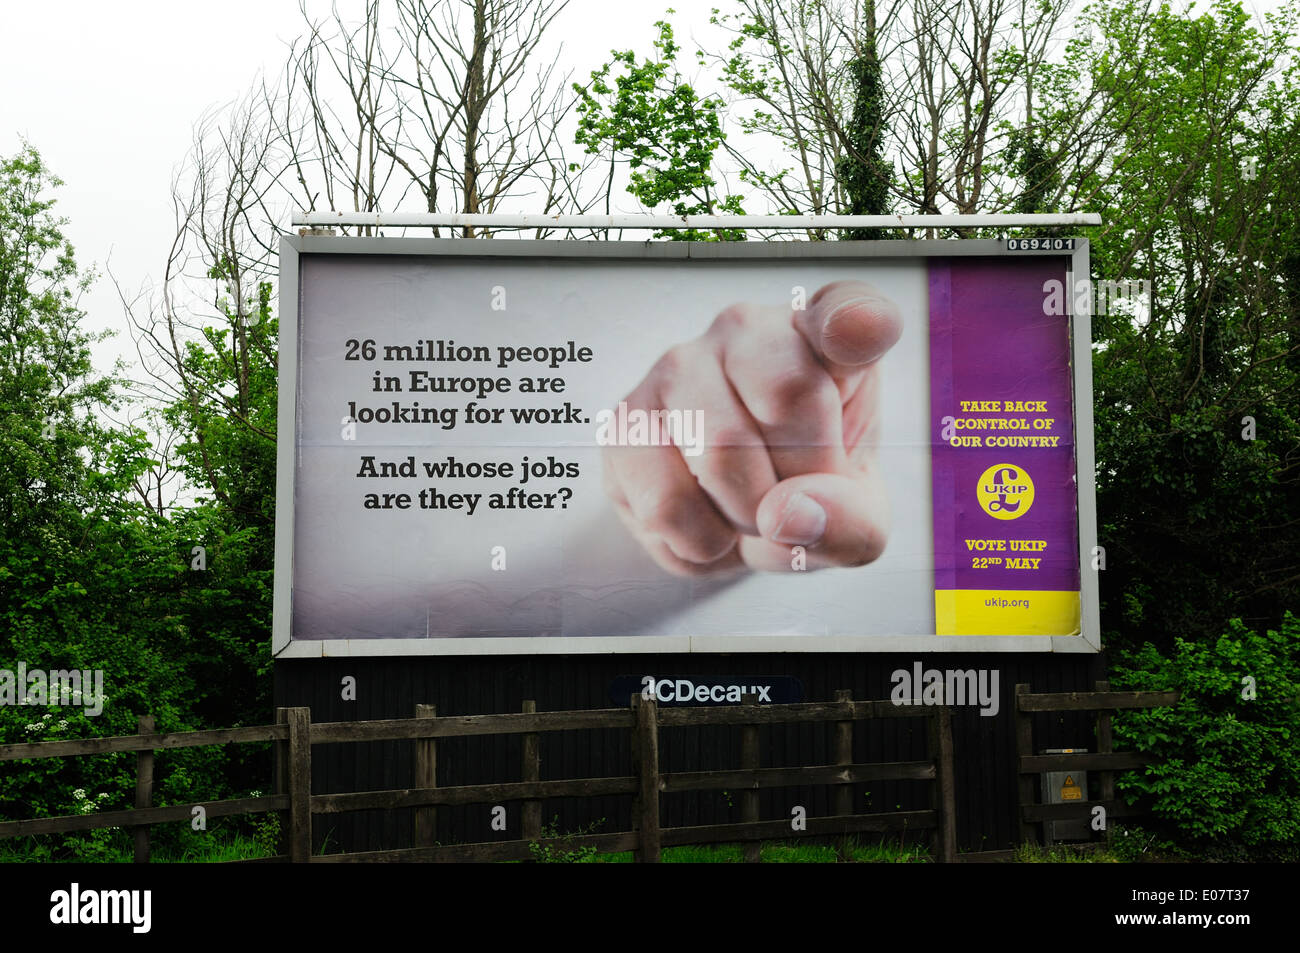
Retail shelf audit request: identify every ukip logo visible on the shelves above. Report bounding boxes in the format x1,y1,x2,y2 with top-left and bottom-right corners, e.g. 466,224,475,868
977,463,1035,520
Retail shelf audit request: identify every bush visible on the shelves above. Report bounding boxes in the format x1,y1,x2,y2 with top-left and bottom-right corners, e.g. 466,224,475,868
527,817,603,863
1109,614,1300,852
0,144,268,859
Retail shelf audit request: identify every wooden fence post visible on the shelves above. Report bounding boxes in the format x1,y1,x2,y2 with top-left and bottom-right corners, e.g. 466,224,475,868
414,704,437,848
134,715,153,863
1015,684,1038,847
833,689,853,862
927,706,957,863
632,694,661,863
521,700,541,846
285,707,312,862
740,693,760,864
274,708,290,856
1094,680,1113,848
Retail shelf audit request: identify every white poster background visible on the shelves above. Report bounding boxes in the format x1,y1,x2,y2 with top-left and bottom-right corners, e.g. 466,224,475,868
291,254,933,641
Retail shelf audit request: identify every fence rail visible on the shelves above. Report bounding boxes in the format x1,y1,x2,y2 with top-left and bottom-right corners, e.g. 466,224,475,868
0,690,958,862
0,723,288,761
1,682,1166,862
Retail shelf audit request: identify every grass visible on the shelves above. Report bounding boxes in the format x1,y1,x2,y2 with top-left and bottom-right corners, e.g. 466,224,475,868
2,826,930,863
1011,842,1123,863
0,831,276,863
160,833,278,862
0,824,1151,864
588,837,930,863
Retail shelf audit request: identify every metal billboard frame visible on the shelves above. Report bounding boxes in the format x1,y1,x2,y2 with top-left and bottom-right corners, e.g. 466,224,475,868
272,236,1099,658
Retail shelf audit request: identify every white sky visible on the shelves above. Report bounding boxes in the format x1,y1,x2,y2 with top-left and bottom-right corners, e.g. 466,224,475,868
0,0,701,382
0,0,1290,386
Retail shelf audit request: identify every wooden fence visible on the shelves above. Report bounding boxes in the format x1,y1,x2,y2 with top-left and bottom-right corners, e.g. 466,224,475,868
0,691,956,862
1014,680,1179,849
0,716,288,862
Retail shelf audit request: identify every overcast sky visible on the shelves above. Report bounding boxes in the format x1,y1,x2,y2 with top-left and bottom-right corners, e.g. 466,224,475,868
0,0,699,381
0,0,1289,385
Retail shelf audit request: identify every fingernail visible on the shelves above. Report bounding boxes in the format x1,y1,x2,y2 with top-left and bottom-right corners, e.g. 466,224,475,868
771,493,827,545
824,295,881,322
822,295,895,364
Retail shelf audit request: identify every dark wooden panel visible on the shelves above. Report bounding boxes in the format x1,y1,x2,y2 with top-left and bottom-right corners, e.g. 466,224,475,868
275,651,1103,854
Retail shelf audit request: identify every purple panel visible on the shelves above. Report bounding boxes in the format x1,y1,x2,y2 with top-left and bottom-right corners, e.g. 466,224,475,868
929,258,1080,593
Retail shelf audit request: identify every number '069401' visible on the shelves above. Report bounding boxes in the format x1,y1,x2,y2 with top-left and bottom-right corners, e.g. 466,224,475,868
1006,238,1076,251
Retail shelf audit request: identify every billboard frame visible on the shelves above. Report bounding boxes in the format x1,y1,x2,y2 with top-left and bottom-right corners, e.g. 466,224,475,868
272,235,1099,658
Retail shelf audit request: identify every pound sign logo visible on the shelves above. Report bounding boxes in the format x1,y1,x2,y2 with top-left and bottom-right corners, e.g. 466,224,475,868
977,463,1035,521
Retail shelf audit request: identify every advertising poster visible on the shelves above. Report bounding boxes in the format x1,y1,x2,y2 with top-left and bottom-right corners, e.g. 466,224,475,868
274,240,1094,654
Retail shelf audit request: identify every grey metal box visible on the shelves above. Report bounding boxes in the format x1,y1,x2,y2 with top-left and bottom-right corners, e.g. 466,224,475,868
1042,748,1090,841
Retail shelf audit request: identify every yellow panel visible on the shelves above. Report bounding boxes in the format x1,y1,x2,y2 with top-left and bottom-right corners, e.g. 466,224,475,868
935,589,1081,636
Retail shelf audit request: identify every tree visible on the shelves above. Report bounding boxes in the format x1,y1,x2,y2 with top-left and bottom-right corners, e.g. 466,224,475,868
116,0,589,742
837,0,898,237
0,146,236,854
709,0,879,238
282,0,578,237
0,146,114,527
708,0,1084,232
1065,0,1300,650
118,96,281,745
573,18,747,240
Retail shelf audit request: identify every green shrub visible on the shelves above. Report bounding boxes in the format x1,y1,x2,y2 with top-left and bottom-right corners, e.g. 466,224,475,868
1109,614,1300,851
0,145,269,859
527,817,603,863
253,811,282,857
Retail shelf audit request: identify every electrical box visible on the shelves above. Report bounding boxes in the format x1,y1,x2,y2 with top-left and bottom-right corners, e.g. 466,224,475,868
1042,748,1089,842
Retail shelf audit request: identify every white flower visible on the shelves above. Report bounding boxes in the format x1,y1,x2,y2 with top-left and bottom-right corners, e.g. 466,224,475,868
42,713,52,721
73,788,87,800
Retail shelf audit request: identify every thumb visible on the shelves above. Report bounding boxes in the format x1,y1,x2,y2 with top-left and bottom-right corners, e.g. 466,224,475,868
737,469,891,571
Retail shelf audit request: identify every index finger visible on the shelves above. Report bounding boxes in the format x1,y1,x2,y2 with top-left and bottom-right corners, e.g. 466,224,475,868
793,280,902,396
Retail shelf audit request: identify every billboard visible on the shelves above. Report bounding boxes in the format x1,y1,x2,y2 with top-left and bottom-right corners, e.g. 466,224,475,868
272,238,1099,657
